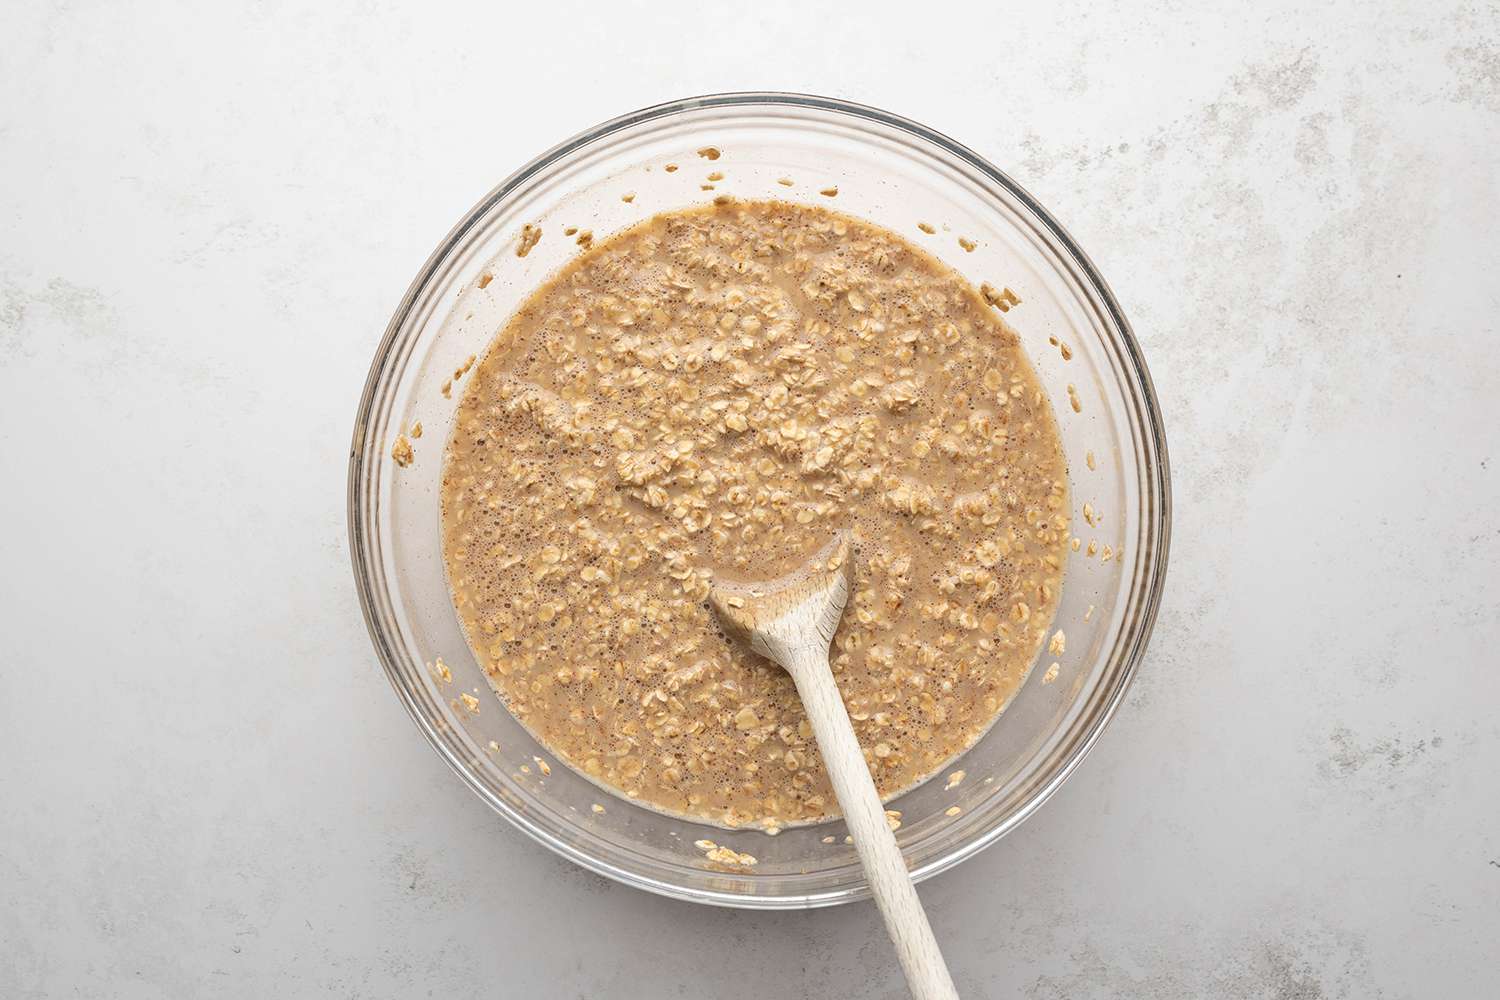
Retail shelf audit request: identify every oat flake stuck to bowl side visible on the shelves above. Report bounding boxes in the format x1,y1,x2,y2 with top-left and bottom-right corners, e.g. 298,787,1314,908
516,223,542,258
390,435,414,467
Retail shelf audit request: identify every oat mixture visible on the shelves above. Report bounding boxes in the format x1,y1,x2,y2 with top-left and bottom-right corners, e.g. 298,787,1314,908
441,200,1069,829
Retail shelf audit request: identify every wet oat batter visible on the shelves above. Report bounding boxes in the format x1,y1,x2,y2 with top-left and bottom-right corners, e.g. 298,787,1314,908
441,200,1069,829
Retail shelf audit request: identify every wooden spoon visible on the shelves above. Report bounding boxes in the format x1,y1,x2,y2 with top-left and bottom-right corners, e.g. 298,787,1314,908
709,534,960,1000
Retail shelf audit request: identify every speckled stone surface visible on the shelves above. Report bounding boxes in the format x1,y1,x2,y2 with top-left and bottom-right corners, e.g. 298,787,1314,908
2,3,1497,997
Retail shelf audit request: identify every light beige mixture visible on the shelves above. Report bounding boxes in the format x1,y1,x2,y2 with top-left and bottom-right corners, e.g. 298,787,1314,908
441,200,1069,829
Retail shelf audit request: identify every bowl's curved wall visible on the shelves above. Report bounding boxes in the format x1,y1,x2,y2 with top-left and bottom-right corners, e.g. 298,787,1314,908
349,93,1170,908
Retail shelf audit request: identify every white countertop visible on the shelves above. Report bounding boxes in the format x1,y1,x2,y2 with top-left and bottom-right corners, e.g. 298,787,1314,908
3,2,1497,997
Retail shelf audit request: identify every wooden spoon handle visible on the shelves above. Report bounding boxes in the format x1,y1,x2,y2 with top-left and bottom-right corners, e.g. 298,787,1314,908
785,649,960,1000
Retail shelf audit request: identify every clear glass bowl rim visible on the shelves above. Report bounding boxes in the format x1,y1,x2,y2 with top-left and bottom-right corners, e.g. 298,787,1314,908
348,91,1172,908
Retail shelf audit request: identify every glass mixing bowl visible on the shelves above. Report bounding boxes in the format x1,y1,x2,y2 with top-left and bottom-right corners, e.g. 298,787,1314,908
348,93,1170,908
